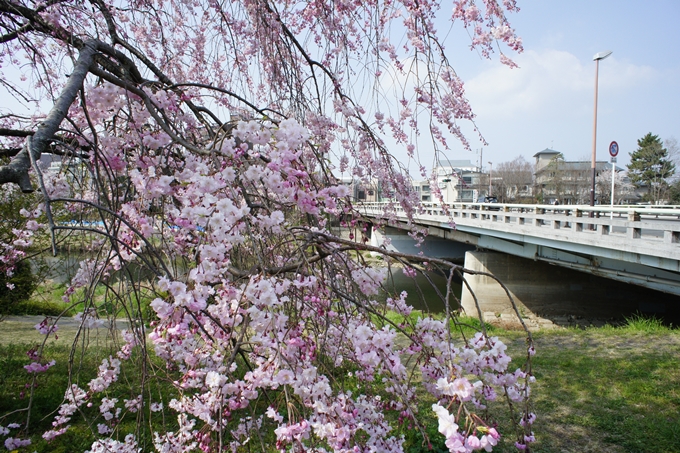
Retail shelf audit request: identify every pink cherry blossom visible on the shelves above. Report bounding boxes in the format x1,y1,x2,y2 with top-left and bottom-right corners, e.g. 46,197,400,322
24,360,56,374
0,1,534,451
4,437,31,450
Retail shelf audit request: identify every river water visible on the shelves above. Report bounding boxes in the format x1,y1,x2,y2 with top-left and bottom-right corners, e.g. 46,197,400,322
381,267,461,313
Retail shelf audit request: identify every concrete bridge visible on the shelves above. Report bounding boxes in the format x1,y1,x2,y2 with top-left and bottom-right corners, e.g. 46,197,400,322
359,202,680,320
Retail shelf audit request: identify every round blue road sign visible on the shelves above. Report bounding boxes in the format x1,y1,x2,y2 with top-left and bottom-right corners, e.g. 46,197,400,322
609,141,619,157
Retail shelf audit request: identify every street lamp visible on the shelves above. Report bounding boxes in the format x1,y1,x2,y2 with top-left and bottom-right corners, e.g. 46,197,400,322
590,50,612,206
488,161,493,197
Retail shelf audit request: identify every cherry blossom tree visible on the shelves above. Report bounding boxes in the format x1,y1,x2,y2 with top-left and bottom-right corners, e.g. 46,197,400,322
595,169,635,205
0,1,535,452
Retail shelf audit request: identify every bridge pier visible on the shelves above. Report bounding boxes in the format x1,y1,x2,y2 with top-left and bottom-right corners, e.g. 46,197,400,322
460,250,679,322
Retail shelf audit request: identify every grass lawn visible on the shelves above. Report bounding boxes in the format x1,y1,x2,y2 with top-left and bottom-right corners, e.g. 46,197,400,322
0,315,678,452
499,319,680,453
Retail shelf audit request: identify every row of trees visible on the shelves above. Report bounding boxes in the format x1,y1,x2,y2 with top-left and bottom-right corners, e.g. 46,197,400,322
489,155,632,204
492,156,534,203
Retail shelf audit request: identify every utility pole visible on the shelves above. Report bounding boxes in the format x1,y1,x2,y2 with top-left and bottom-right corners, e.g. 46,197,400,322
488,161,493,197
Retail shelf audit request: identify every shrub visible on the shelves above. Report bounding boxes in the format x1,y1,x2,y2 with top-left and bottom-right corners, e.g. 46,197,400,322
0,260,38,316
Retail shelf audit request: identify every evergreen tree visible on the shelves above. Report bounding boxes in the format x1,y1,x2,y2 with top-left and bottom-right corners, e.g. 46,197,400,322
627,133,675,202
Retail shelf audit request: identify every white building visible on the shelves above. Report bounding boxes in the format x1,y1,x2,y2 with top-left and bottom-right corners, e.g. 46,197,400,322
433,159,485,203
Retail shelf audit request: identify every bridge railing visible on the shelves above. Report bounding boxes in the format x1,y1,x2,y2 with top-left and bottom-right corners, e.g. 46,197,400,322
450,202,678,217
360,201,680,220
358,202,680,257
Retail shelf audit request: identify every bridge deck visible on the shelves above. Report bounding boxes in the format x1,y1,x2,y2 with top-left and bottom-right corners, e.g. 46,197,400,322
360,202,680,295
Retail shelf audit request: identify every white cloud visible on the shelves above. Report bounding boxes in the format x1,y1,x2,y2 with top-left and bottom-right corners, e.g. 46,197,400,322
464,49,657,120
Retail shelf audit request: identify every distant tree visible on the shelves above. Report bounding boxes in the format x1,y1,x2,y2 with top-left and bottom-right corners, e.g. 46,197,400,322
666,137,680,184
494,156,534,202
668,181,680,204
596,169,635,205
544,153,566,203
666,138,680,204
627,133,676,203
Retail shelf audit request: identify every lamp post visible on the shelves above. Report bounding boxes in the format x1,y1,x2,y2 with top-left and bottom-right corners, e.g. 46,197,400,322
590,50,612,206
488,161,492,197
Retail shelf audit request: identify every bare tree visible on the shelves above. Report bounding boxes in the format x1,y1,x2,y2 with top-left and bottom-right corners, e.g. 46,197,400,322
666,137,680,184
494,156,534,202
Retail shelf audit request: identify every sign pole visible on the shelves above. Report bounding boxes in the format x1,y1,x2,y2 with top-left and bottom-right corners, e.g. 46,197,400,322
609,141,619,219
610,159,616,218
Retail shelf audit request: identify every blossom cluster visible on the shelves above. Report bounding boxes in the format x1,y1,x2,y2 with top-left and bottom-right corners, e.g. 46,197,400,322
34,317,59,336
10,114,535,452
1,423,31,450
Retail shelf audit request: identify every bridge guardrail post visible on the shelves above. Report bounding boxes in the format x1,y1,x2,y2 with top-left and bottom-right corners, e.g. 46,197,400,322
628,226,641,239
664,230,680,244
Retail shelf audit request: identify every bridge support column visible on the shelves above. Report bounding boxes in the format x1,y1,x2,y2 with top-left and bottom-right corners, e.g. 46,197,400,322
460,251,532,317
460,250,658,321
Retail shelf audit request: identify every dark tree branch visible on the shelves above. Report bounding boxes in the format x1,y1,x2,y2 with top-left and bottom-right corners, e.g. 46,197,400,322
0,21,33,44
0,128,34,137
89,0,172,85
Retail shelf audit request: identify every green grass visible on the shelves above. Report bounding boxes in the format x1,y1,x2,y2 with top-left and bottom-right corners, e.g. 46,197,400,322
1,309,678,452
609,313,672,333
0,340,182,453
393,315,680,453
513,323,680,453
2,278,158,327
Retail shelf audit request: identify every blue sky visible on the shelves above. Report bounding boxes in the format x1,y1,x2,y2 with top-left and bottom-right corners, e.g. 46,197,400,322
433,0,680,172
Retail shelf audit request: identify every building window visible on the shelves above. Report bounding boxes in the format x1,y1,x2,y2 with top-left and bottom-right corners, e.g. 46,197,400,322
358,190,366,200
461,190,474,200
